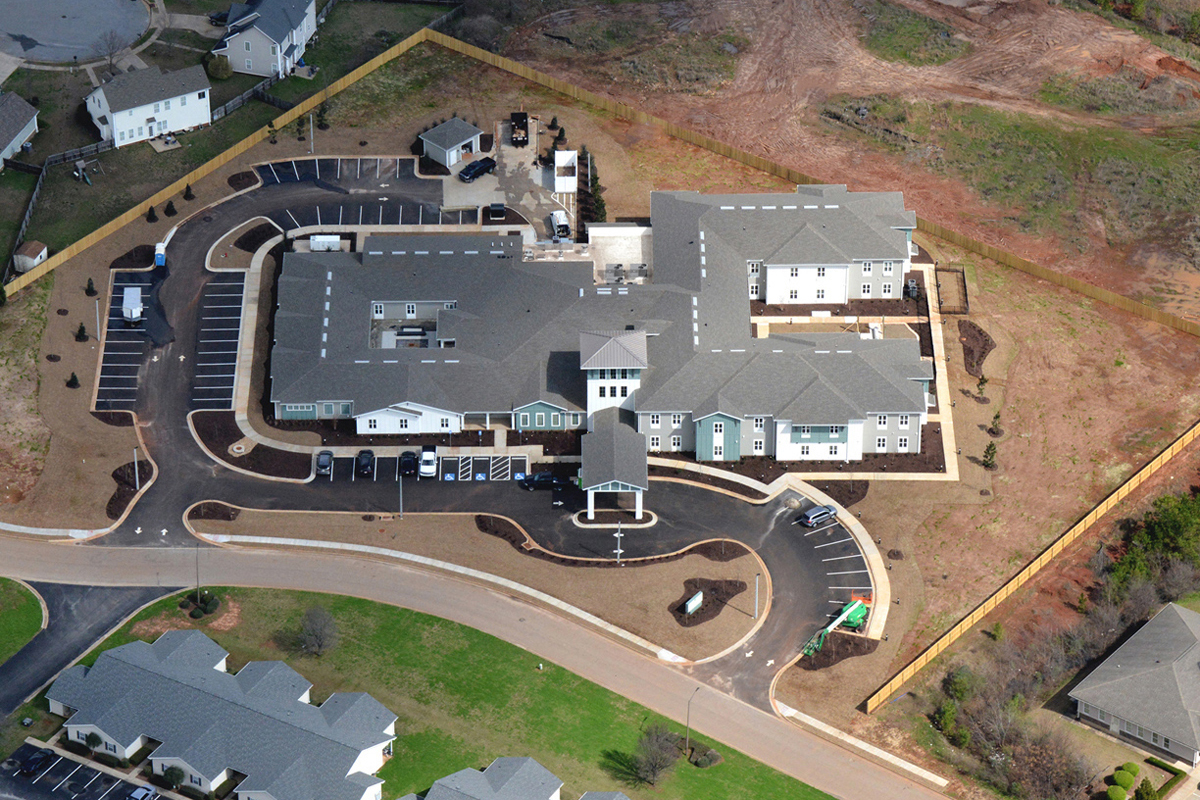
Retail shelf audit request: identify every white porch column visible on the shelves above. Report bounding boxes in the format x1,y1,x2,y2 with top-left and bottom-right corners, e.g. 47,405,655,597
634,489,643,520
587,489,595,520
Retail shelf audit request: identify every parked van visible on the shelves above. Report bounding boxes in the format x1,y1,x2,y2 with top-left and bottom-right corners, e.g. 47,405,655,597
550,210,570,239
122,287,144,324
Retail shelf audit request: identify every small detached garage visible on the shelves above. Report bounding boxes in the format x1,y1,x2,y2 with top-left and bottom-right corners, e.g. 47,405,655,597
419,118,483,168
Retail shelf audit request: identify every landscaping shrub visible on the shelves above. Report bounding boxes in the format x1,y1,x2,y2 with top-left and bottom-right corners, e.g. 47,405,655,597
189,607,205,619
206,54,233,80
1114,769,1135,790
1147,757,1185,796
178,598,190,609
66,373,79,389
184,184,195,201
95,753,129,769
75,323,88,342
64,740,90,756
164,201,177,217
146,205,157,223
943,665,979,701
1122,762,1140,777
203,597,220,615
1134,777,1159,800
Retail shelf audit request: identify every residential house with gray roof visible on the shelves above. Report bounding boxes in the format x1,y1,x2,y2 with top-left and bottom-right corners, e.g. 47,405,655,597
399,757,629,800
1070,603,1200,766
86,66,211,147
0,92,38,161
212,0,317,77
269,186,933,511
46,630,397,800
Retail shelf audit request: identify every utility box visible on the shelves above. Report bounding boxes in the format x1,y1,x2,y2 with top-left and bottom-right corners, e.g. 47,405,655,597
122,287,144,324
310,235,341,252
154,242,166,267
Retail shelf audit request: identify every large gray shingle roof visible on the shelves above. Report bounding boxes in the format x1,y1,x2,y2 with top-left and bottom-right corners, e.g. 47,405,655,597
46,631,396,800
580,407,648,490
226,0,311,44
423,757,562,800
0,92,37,151
580,330,648,370
94,66,210,114
1070,603,1200,750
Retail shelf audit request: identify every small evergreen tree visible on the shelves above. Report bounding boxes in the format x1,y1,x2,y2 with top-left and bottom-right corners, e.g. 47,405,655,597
86,277,97,297
988,410,1001,435
85,732,102,751
982,441,997,470
548,115,559,130
146,204,158,223
161,766,185,790
1133,777,1159,800
183,184,195,201
976,375,988,396
554,127,566,144
164,200,177,217
75,322,88,342
66,372,80,388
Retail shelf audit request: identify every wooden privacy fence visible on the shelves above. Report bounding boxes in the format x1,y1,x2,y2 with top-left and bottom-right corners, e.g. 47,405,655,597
864,416,1200,713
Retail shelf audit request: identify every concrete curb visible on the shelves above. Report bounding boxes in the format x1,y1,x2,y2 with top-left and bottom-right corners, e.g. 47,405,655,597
200,532,687,663
12,578,49,632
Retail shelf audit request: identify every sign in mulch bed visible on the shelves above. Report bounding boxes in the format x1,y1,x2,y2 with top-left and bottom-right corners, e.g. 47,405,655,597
228,171,257,192
799,631,879,670
109,244,156,270
669,578,748,627
106,460,154,520
188,501,240,522
234,223,279,253
191,410,311,479
91,410,134,427
958,319,995,378
475,515,749,566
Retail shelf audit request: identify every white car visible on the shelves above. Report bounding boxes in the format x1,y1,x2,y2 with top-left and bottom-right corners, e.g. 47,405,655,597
418,449,437,478
128,787,158,800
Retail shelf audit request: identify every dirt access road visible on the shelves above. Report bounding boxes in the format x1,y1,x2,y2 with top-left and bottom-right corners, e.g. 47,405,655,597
505,0,1200,316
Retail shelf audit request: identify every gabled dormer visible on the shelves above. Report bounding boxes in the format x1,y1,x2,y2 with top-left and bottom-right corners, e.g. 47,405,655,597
580,330,647,416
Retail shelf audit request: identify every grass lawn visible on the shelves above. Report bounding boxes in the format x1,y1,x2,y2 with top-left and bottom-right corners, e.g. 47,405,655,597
267,2,446,104
162,0,230,15
861,0,970,66
0,69,98,158
0,169,38,263
24,102,278,252
0,579,42,666
61,588,833,800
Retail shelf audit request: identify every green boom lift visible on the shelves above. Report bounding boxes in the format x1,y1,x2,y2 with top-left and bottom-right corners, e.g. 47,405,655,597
802,599,869,656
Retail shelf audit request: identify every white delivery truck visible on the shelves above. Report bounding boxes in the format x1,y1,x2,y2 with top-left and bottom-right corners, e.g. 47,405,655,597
122,287,144,324
550,210,571,239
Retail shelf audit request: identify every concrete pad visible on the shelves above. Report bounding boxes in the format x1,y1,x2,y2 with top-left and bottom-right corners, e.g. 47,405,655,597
168,14,225,38
0,51,22,85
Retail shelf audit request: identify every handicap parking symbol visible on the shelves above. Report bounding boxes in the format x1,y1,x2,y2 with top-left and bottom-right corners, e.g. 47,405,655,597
513,472,526,481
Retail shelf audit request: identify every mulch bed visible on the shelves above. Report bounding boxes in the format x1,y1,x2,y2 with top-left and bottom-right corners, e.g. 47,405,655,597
647,463,769,500
714,424,946,478
798,631,879,670
90,411,134,427
191,410,311,479
228,171,257,192
670,578,748,627
816,480,869,509
507,429,583,456
749,271,928,318
479,133,494,151
913,321,933,358
417,155,450,176
475,516,749,566
233,223,278,253
108,245,155,270
188,501,240,522
106,460,153,520
259,415,491,448
958,319,996,378
887,548,905,560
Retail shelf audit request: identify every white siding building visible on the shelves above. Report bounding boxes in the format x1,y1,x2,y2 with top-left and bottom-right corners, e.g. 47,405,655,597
212,0,318,77
86,66,211,147
0,92,38,161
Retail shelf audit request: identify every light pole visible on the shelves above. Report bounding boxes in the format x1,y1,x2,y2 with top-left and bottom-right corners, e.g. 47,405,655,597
685,686,700,757
755,573,760,620
133,446,139,491
613,523,623,566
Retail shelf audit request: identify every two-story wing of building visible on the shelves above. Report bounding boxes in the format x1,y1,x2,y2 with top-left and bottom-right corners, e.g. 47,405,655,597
86,66,211,147
212,0,317,77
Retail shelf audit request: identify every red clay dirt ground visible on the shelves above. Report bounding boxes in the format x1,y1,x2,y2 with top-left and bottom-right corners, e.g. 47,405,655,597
504,0,1200,321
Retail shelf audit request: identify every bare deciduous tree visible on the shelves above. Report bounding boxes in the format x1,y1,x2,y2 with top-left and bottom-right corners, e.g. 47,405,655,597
91,30,126,76
634,723,679,785
300,606,340,656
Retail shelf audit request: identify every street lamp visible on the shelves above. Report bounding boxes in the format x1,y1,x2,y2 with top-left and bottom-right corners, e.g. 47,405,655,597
685,686,700,757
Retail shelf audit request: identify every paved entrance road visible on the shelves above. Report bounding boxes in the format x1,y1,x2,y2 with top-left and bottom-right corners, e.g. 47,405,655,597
0,540,940,800
0,583,176,716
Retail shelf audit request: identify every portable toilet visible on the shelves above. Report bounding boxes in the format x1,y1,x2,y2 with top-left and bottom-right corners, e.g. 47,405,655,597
154,242,166,267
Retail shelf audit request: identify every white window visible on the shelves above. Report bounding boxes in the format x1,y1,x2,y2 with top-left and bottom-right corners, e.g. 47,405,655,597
671,435,682,451
799,425,811,437
816,267,826,277
77,731,87,741
106,743,116,753
861,284,872,297
244,41,252,51
830,425,843,435
713,421,724,435
137,126,143,136
440,417,450,429
899,414,910,429
620,386,628,397
128,129,134,140
877,437,887,450
713,444,724,459
789,267,799,278
198,90,206,99
271,45,278,55
650,414,661,428
877,415,887,427
815,289,825,300
119,130,125,141
789,289,798,301
551,413,561,427
153,102,160,113
748,261,761,274
571,413,581,426
444,301,457,309
245,59,252,70
180,95,186,107
753,417,764,432
372,303,384,318
753,439,764,454
800,445,810,456
749,284,759,299
883,261,894,276
898,436,908,451
368,419,377,430
323,403,334,416
862,262,872,276
649,436,660,451
610,385,617,397
397,419,408,429
882,283,893,298
191,776,202,787
672,414,683,427
598,387,606,398
535,413,545,427
829,445,839,457
405,303,416,318
164,99,171,110
519,413,530,427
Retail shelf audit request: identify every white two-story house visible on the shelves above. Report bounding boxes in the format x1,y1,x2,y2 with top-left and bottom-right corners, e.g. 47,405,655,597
212,0,318,77
86,66,211,147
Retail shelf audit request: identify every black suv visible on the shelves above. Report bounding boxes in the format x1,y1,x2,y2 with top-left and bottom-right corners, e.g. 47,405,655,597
518,472,569,491
355,450,375,478
208,10,229,25
19,749,53,776
457,157,496,183
399,451,418,476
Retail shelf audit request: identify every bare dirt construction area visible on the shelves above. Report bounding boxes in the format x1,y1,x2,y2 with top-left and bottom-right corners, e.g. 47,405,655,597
193,510,762,661
774,234,1200,732
503,0,1200,321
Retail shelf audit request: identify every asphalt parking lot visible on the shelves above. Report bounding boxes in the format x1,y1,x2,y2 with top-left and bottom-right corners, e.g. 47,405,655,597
95,272,161,412
1,744,143,800
190,273,245,411
793,513,875,613
312,454,528,484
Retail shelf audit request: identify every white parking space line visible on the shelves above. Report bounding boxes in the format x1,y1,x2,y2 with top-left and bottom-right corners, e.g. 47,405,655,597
196,362,237,367
814,537,854,549
80,771,100,789
822,554,865,562
827,570,870,576
200,338,240,343
803,522,840,536
286,209,301,227
829,585,873,590
53,763,81,790
268,162,280,182
292,160,300,180
32,756,62,783
95,779,122,800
